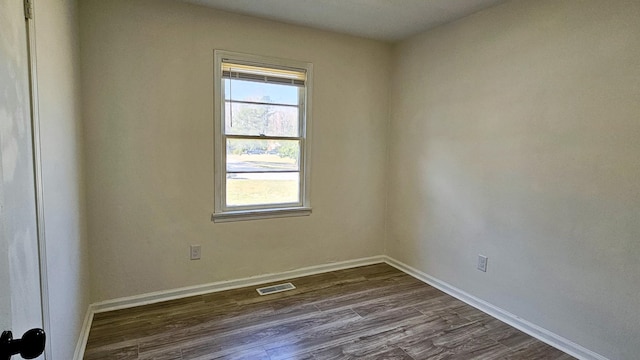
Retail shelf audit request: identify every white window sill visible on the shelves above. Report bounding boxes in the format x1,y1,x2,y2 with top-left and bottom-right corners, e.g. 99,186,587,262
211,207,312,223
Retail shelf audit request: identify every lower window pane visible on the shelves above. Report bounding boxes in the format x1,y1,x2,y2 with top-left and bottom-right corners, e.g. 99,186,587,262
226,172,300,207
226,139,300,172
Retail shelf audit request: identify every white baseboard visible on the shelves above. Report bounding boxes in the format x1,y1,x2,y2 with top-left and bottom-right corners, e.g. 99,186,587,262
91,256,385,314
382,256,609,360
73,305,94,360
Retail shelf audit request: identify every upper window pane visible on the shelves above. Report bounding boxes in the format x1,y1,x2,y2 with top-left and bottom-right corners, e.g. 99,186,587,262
225,102,299,137
224,79,299,106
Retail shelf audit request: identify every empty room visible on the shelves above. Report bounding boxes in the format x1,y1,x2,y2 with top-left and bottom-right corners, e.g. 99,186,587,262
0,0,638,359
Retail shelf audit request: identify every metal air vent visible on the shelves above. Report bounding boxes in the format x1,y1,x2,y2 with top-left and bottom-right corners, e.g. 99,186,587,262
256,282,296,296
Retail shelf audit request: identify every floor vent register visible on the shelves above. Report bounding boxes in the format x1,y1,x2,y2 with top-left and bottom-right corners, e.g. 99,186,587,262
256,282,296,295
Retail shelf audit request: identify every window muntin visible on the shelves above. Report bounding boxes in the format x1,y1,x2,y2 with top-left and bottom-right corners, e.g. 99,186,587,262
213,51,312,221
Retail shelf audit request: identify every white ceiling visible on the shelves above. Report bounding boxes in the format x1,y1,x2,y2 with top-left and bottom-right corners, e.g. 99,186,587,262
182,0,508,42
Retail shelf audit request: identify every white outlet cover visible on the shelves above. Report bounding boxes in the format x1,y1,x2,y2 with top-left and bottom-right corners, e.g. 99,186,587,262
477,255,488,272
190,245,201,260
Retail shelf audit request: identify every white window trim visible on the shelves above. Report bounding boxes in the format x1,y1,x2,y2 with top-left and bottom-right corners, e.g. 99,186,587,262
212,50,313,223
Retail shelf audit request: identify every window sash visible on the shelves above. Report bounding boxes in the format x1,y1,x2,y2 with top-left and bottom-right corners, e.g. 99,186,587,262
223,76,304,137
220,68,306,211
222,136,305,210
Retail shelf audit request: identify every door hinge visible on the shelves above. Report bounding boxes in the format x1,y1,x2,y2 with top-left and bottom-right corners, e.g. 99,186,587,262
24,0,33,19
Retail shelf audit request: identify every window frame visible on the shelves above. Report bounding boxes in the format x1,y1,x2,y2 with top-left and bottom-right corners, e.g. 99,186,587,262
212,50,313,223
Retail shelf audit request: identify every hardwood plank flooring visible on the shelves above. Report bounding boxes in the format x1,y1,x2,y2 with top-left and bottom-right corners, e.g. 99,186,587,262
84,264,574,360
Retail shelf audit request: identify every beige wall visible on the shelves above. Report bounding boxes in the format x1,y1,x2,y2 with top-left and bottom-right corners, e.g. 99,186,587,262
79,0,391,302
35,0,91,358
387,1,640,359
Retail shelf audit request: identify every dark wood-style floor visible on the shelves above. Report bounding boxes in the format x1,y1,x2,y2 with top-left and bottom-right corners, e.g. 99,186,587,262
84,264,574,360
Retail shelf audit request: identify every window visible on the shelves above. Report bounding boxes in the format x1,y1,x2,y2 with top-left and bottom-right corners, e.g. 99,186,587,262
212,51,312,222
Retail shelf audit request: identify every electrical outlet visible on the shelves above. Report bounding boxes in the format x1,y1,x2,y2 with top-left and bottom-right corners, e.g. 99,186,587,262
190,245,201,260
477,255,488,272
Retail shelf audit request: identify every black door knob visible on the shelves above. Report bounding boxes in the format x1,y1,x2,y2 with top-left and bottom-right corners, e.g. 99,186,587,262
0,328,46,360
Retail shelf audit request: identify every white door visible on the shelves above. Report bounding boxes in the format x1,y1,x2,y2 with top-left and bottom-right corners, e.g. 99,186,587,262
0,0,46,358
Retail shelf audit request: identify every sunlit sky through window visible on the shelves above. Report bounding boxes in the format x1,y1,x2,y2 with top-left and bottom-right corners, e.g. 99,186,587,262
225,79,298,105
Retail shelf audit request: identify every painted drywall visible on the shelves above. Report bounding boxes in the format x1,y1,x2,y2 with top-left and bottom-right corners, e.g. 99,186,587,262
0,0,44,339
79,0,391,302
34,0,91,358
387,0,640,359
